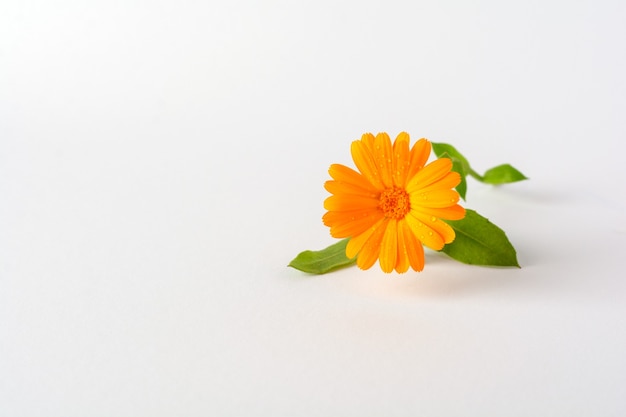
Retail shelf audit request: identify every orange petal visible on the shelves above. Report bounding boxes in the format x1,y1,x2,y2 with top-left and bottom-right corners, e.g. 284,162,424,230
361,132,375,150
355,219,389,270
410,209,456,244
324,180,380,199
411,204,466,221
395,220,410,273
392,132,411,187
406,158,453,193
323,208,381,226
379,219,398,273
346,217,385,259
412,171,461,194
323,209,384,238
373,132,393,188
399,219,424,272
410,189,460,209
324,195,380,211
351,140,385,190
405,212,445,250
406,138,431,180
328,164,378,193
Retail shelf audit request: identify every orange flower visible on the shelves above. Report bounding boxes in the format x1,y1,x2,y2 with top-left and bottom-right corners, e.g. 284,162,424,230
323,132,465,273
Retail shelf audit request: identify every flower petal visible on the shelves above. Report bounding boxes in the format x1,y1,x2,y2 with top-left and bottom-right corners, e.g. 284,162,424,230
399,219,424,272
361,132,376,150
323,208,379,226
355,219,389,270
346,217,385,259
379,219,398,273
328,164,378,193
395,220,410,273
410,209,456,244
406,157,453,193
392,132,411,187
323,208,384,238
324,180,379,199
373,132,394,188
351,140,385,190
406,138,431,181
324,195,380,211
411,171,461,194
405,211,445,250
410,189,460,208
411,204,466,221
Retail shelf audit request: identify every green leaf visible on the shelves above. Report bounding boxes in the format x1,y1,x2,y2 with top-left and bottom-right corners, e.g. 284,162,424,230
482,164,528,184
431,143,469,200
440,209,520,267
288,238,356,274
450,157,468,200
431,142,470,171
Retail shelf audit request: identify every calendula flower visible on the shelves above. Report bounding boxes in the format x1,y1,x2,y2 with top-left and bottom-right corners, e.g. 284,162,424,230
322,132,465,273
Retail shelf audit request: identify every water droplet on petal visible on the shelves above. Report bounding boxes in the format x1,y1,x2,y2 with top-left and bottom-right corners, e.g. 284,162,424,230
430,216,437,222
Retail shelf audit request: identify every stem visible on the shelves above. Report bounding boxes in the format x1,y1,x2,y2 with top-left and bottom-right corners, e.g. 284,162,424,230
468,168,484,182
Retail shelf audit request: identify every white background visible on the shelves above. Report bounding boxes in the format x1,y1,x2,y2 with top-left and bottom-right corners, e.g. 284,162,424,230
2,0,626,415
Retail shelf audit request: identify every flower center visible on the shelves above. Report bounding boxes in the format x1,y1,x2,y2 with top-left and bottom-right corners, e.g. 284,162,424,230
379,187,410,219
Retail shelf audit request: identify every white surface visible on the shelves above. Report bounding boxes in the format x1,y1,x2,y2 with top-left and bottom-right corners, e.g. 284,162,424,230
2,0,626,415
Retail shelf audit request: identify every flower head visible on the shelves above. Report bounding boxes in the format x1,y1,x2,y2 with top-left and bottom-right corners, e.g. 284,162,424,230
323,132,465,273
